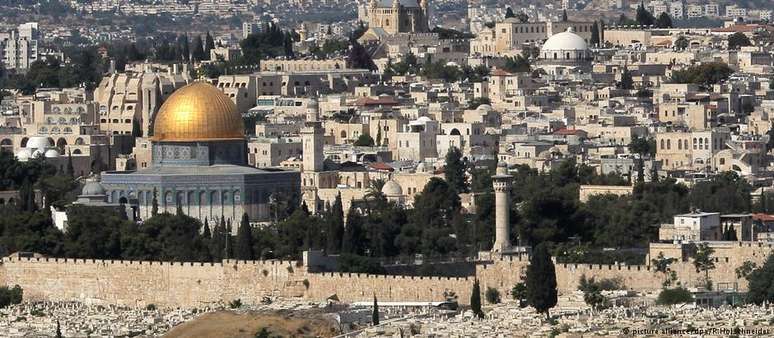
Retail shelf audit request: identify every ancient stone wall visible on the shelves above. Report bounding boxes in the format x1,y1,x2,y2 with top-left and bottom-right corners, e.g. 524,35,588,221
0,242,772,308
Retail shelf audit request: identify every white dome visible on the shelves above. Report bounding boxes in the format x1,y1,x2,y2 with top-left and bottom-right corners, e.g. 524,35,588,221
16,149,31,161
381,180,403,196
26,136,51,150
476,104,493,111
44,149,60,158
541,28,588,52
81,181,106,196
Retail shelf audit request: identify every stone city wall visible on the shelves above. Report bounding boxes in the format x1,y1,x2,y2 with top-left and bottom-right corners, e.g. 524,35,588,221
0,242,772,308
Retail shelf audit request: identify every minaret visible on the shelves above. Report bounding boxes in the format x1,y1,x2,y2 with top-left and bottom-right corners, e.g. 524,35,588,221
301,98,323,172
492,161,512,253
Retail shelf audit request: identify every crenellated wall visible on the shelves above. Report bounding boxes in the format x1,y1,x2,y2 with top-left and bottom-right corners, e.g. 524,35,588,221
1,242,772,308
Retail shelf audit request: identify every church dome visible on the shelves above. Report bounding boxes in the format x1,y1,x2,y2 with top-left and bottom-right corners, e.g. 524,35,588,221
81,181,106,196
151,82,245,142
381,180,403,196
541,28,588,52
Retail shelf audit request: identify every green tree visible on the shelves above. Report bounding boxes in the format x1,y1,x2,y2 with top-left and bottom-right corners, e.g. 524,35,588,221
735,260,757,280
205,31,215,55
191,35,206,61
326,194,345,254
505,7,515,19
131,117,142,137
656,287,693,305
235,213,254,260
502,55,531,73
342,203,366,255
618,67,634,90
18,178,36,212
372,295,379,325
525,243,558,320
516,12,529,23
0,285,23,308
485,287,501,304
655,12,673,28
353,134,375,146
651,252,677,287
728,32,752,50
692,243,716,290
636,1,655,26
745,254,774,305
590,21,601,46
64,206,126,259
66,149,75,178
561,9,568,22
347,41,377,70
510,282,527,307
470,279,483,318
674,35,689,50
670,62,733,86
151,187,159,217
444,146,468,193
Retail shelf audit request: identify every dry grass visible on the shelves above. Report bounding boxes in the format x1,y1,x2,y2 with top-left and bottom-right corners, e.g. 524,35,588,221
163,310,339,338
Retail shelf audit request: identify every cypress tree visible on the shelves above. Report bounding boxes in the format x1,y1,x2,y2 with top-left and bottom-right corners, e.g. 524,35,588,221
66,149,75,178
191,35,206,61
205,31,215,54
444,146,468,193
235,213,254,260
131,117,142,138
375,121,382,146
225,219,233,259
56,320,62,338
151,187,159,216
210,218,225,261
590,21,600,47
525,243,558,320
470,279,483,318
203,219,211,238
326,193,344,254
19,178,35,212
372,294,379,325
342,202,365,255
561,9,568,22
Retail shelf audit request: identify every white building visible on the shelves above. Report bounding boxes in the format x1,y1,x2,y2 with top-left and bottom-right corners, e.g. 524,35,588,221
704,4,719,17
669,1,684,19
725,5,747,19
0,22,40,71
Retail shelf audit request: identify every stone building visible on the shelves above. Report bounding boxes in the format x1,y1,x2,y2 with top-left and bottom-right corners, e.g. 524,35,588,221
100,82,300,229
360,0,430,41
94,68,192,137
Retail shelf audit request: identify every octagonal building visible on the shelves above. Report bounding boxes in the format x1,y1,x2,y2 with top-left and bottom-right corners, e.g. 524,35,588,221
101,82,300,229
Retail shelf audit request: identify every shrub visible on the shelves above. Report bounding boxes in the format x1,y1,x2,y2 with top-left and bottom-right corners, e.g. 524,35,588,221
510,282,527,307
485,287,501,304
229,299,242,309
302,279,310,290
656,288,693,305
0,285,23,308
145,304,156,311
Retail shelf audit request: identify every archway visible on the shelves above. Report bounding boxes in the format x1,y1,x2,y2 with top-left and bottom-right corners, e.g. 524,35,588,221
56,138,67,150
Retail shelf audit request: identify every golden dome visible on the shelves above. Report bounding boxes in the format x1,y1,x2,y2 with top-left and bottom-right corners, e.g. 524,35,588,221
151,82,245,142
